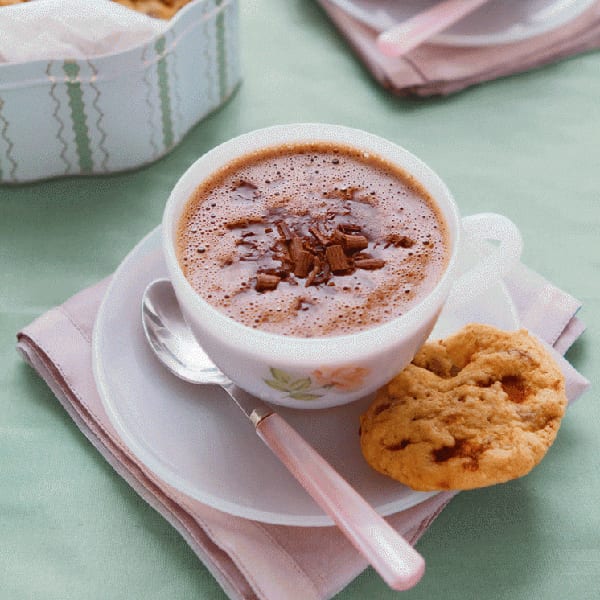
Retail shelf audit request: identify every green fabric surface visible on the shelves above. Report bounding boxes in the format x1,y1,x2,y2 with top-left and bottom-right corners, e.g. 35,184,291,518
1,1,599,598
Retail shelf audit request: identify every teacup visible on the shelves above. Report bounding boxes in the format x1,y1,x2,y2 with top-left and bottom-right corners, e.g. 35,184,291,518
162,123,522,409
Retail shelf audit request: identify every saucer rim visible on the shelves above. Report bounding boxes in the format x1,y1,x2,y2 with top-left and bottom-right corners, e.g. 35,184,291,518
327,0,596,47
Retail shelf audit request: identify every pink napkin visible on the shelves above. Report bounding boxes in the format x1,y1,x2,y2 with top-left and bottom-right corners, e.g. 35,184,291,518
16,260,589,600
318,0,600,96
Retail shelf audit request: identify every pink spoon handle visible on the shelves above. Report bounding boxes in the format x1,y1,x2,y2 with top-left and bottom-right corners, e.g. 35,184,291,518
376,0,490,57
255,412,425,591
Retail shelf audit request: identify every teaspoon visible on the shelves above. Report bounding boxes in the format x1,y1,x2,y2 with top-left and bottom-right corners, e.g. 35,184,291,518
376,0,491,57
142,278,425,591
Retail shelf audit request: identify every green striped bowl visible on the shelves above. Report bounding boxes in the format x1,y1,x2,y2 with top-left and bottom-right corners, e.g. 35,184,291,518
0,0,240,183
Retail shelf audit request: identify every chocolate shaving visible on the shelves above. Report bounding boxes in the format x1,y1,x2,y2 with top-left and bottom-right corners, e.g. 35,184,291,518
339,233,368,252
289,237,305,262
331,229,345,245
255,273,281,292
293,249,314,278
354,258,385,270
325,245,351,273
384,234,414,249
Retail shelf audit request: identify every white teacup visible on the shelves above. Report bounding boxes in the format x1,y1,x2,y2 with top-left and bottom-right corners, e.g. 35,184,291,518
162,124,522,409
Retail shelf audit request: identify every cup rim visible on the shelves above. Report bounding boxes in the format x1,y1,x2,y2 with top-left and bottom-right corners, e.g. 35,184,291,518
162,123,461,363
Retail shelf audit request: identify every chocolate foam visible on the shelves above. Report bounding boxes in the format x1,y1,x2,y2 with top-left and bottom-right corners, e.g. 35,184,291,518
176,142,449,337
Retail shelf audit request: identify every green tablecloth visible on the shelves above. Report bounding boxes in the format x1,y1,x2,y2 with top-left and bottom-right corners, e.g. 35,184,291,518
2,1,598,598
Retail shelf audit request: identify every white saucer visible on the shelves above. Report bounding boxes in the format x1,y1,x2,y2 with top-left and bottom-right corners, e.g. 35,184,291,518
328,0,595,47
93,226,519,526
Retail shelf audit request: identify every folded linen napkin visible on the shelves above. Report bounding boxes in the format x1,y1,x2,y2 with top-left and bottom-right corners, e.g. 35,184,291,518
16,259,589,600
317,0,600,96
0,0,167,64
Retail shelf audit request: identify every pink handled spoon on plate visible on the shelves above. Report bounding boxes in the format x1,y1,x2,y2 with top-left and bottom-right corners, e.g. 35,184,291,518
376,0,491,57
142,278,425,591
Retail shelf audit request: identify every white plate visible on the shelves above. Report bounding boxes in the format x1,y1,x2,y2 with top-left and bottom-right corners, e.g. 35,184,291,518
328,0,595,47
93,226,519,526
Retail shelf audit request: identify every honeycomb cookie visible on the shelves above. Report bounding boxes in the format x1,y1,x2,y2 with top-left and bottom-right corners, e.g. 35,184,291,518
359,324,567,491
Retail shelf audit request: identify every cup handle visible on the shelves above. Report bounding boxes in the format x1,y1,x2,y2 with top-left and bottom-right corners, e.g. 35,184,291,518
444,213,523,313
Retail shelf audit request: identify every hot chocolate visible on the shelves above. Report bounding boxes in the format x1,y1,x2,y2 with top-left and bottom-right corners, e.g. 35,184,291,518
176,142,449,337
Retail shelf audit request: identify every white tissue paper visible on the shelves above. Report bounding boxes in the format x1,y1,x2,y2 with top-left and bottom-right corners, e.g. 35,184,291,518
0,0,169,64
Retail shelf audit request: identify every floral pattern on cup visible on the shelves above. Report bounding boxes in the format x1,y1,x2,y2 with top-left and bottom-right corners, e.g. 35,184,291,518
312,366,370,392
263,365,370,401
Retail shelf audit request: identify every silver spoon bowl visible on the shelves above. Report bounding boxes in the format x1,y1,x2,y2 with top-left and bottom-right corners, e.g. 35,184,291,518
142,279,229,386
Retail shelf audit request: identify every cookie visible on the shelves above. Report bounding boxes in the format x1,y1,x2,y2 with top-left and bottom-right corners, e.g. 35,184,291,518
359,324,567,491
